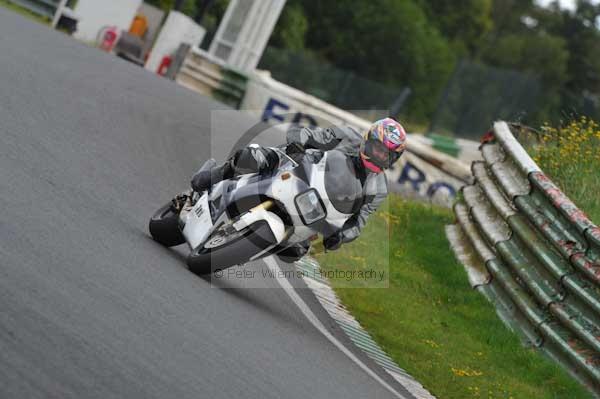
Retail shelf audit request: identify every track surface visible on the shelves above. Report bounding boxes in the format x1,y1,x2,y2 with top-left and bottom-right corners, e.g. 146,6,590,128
0,9,401,399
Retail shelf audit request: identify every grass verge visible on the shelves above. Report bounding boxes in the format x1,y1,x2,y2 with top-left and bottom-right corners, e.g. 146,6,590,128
0,0,50,24
529,117,600,223
315,196,591,398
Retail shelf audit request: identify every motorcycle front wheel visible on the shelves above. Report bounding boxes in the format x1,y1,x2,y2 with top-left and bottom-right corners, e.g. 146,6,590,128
148,202,186,247
187,221,277,275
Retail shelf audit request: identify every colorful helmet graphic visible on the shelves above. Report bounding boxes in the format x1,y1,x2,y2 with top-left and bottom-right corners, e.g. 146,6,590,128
360,118,407,173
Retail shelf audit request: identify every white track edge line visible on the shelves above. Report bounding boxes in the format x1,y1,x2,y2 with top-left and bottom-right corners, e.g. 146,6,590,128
263,256,409,399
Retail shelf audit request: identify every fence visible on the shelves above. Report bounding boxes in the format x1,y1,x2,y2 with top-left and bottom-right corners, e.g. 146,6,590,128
430,60,541,140
258,46,409,120
9,0,65,22
446,121,600,395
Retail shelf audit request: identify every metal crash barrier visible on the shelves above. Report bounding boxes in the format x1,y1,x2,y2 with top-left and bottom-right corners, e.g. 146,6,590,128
10,0,67,27
447,121,600,395
176,49,248,109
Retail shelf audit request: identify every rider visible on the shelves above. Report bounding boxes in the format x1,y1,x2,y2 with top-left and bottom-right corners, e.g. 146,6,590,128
191,117,407,260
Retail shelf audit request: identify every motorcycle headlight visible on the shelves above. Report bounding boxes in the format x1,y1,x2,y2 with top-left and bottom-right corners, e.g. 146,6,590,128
294,189,327,225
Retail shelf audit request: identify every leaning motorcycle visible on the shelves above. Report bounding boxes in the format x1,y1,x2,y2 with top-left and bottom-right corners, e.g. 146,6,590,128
148,147,363,275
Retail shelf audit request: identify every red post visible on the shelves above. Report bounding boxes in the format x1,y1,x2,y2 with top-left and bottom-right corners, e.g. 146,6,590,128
157,55,173,76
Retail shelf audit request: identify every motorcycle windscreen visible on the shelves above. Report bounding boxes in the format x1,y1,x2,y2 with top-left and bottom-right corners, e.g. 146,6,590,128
323,150,364,214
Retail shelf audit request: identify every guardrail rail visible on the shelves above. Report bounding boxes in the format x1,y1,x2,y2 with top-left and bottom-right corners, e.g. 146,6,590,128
9,0,60,19
177,49,248,109
446,121,600,396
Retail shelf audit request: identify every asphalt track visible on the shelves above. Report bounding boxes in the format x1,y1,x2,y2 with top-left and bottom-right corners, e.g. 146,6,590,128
0,8,415,399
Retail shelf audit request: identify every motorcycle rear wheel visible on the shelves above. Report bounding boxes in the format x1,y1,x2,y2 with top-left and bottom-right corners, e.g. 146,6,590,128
187,221,277,275
149,202,186,247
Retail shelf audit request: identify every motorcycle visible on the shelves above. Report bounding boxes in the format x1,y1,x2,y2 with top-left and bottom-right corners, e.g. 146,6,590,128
148,146,364,275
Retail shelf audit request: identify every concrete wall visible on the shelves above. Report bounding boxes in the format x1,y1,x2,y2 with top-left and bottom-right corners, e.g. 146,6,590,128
74,0,142,43
146,11,205,73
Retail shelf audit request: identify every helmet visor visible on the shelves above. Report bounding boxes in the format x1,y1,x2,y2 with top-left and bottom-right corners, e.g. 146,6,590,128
364,139,402,170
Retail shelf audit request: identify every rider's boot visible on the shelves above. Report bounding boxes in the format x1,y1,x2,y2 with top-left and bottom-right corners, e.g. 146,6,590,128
190,146,279,192
191,160,234,192
277,241,311,263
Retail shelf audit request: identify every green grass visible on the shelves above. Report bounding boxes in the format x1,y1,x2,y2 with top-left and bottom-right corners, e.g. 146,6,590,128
529,119,600,223
315,196,591,399
0,0,50,24
537,159,600,224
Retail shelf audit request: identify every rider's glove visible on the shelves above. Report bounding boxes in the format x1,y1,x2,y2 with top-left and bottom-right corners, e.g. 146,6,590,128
285,142,306,162
323,232,343,251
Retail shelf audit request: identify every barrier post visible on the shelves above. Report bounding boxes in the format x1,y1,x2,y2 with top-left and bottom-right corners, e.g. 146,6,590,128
51,0,68,28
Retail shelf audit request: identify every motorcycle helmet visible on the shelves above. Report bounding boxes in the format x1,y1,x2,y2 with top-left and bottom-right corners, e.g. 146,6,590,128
360,118,407,173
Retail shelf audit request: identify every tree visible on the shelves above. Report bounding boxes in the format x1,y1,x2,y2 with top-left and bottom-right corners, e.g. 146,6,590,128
266,0,600,125
269,0,456,121
482,31,568,88
489,0,600,120
145,0,197,17
419,0,494,56
270,2,308,51
483,32,569,119
552,2,600,94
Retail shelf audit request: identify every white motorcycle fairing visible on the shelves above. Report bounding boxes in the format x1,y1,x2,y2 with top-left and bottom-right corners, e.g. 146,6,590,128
163,148,363,271
181,192,214,249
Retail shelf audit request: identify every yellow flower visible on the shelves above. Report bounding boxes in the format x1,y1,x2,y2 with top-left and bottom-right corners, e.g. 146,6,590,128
423,339,440,348
451,367,483,377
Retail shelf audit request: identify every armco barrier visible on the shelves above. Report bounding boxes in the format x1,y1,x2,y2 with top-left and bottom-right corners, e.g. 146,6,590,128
176,49,248,109
446,121,600,395
10,0,64,23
